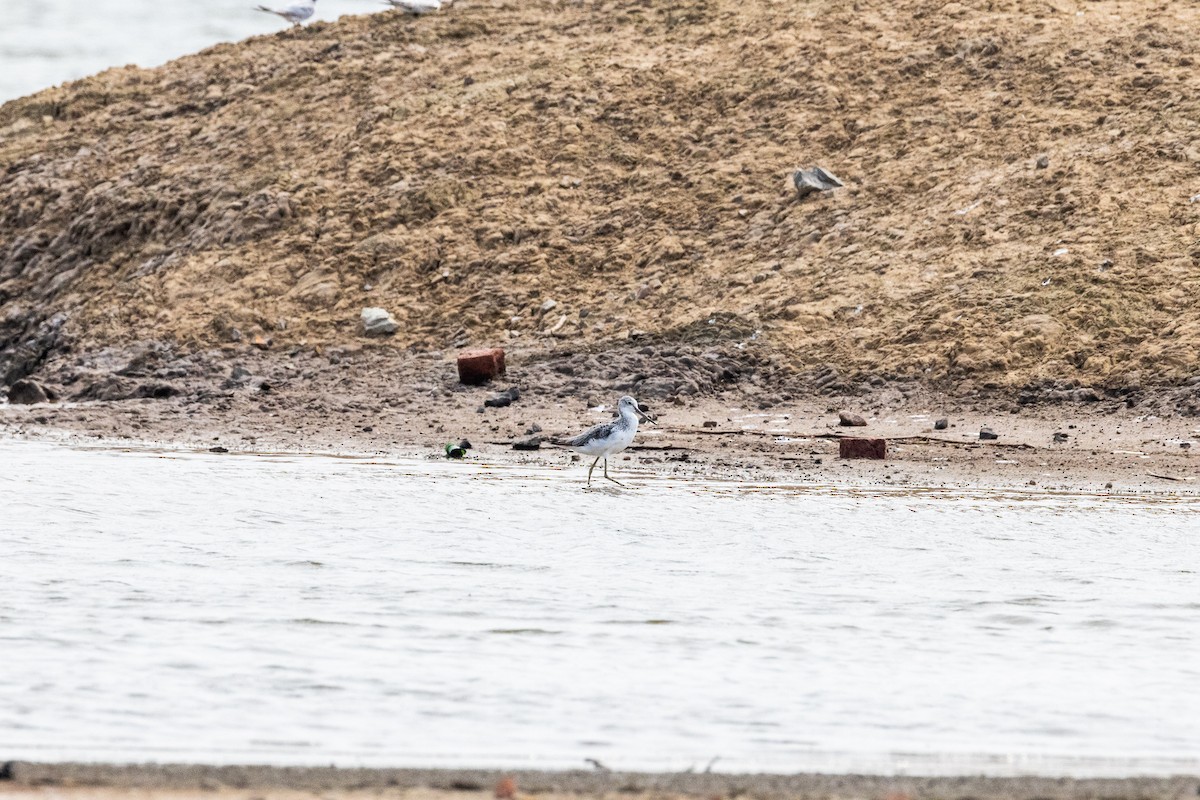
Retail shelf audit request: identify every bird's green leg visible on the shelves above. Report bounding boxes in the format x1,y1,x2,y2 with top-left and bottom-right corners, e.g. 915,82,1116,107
587,457,599,486
603,457,626,487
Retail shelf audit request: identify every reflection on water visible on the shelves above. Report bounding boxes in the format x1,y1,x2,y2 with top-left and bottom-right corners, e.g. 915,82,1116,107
0,0,392,102
1,439,1199,776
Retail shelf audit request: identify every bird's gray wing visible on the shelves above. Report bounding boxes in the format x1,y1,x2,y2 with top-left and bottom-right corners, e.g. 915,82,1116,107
556,420,616,448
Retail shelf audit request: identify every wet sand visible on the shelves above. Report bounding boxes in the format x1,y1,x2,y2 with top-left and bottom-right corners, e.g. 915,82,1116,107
3,765,1200,800
3,347,1199,496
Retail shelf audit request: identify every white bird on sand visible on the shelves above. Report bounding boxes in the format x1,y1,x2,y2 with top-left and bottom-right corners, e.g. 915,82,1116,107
554,396,656,487
256,0,317,27
383,0,444,14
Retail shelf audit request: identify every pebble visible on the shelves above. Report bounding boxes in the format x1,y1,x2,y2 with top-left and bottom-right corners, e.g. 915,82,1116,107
980,427,1000,440
838,411,868,427
934,418,949,430
793,166,844,198
360,307,399,336
7,378,51,405
484,386,521,408
512,435,542,451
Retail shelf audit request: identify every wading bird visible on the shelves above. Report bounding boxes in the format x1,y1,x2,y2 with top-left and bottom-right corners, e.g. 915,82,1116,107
555,396,656,487
383,0,444,14
256,0,316,27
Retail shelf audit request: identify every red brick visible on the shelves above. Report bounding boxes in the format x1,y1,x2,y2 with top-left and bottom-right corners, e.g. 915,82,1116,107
839,437,887,459
456,348,506,385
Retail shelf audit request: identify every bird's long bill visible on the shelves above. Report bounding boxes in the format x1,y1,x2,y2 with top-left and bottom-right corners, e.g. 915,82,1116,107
638,404,657,424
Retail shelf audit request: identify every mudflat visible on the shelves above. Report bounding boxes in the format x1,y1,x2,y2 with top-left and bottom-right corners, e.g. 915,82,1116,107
2,346,1198,494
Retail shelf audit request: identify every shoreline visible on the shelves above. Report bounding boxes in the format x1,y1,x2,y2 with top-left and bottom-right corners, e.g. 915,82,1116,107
3,345,1199,496
4,763,1200,800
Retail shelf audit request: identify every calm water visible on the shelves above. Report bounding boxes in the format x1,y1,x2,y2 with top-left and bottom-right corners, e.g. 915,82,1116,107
0,0,391,102
1,439,1199,776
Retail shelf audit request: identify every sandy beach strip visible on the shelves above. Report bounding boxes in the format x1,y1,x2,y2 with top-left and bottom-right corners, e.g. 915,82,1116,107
4,765,1200,800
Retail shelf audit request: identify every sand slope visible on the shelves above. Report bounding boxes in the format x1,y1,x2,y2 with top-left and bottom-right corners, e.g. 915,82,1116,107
1,0,1199,398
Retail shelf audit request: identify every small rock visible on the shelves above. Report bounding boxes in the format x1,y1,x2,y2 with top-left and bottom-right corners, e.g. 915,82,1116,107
540,299,558,314
230,365,252,381
209,446,229,454
1053,431,1069,443
7,379,50,405
457,348,506,385
839,438,887,460
838,411,867,427
793,166,844,199
1182,442,1192,451
703,420,718,428
484,386,521,408
1035,154,1050,169
512,436,542,451
980,427,1000,440
458,438,473,450
934,418,949,431
361,307,400,336
250,334,272,350
526,423,543,435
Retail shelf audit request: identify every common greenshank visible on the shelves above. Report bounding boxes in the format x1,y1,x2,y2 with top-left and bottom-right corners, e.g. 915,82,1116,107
556,396,656,487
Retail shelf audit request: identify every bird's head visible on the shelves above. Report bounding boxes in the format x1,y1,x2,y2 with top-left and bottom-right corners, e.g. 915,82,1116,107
618,395,656,424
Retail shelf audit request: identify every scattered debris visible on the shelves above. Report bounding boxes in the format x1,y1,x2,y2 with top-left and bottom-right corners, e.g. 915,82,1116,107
839,437,887,459
792,166,844,198
484,386,521,408
980,427,1000,440
457,347,506,385
934,418,949,430
360,307,399,336
444,440,472,459
1053,431,1069,443
526,423,543,435
838,411,867,427
1148,472,1191,482
494,777,517,799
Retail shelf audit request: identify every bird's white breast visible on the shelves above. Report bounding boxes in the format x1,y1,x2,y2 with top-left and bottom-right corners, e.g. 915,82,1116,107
576,421,637,457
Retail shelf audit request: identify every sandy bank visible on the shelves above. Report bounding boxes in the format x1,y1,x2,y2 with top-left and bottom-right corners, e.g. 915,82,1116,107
3,0,1200,409
4,765,1200,800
